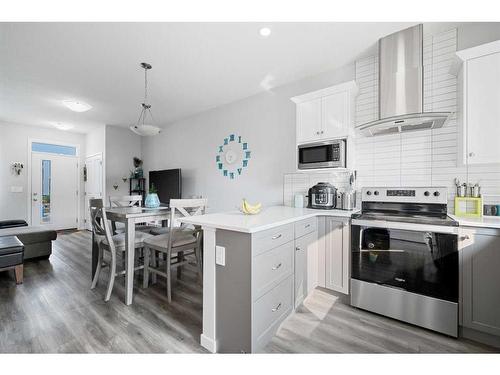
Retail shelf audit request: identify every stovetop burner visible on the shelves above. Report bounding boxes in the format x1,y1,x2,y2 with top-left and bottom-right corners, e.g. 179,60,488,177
355,186,457,227
352,211,458,227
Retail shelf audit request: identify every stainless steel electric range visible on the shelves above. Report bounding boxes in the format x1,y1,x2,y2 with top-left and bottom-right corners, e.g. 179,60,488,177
350,187,459,337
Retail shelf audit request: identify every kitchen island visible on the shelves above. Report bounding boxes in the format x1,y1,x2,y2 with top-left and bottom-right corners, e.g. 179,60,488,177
180,205,357,353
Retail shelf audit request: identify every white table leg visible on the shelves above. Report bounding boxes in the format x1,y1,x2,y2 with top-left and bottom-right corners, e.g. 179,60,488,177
125,218,135,305
200,226,217,353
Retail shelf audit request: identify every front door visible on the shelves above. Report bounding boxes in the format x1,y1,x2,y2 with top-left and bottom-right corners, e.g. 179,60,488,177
84,154,103,230
31,153,78,230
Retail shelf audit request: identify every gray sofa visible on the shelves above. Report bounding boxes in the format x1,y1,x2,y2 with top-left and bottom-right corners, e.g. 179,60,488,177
0,226,57,260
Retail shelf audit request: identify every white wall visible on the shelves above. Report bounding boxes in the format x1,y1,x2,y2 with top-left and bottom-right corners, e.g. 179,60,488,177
142,64,354,212
0,122,86,223
105,125,142,201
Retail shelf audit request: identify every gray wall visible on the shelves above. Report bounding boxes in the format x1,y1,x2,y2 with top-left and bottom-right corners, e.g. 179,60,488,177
0,121,86,223
105,125,142,200
142,64,354,212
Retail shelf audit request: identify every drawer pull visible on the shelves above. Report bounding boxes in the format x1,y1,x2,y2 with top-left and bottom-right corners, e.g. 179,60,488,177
460,235,470,241
271,303,282,312
304,224,311,228
271,263,282,270
271,234,282,240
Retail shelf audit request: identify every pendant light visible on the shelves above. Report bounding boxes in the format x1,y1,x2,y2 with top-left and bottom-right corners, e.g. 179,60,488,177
130,62,161,136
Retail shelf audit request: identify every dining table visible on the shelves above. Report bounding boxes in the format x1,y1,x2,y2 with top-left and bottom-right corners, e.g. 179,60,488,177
91,206,171,305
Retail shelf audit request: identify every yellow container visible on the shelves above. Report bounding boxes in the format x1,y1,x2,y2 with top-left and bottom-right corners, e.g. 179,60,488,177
454,197,483,218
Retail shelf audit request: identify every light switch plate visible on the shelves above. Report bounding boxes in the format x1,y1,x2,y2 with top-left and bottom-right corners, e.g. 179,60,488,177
215,245,225,266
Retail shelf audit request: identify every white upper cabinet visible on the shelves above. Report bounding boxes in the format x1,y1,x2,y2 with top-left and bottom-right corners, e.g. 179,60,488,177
456,40,500,165
296,98,322,143
292,81,357,144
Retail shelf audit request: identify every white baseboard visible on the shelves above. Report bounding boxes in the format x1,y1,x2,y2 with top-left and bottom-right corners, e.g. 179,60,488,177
200,334,217,353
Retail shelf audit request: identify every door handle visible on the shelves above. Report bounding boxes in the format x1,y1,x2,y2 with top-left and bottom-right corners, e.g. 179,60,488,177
33,198,38,202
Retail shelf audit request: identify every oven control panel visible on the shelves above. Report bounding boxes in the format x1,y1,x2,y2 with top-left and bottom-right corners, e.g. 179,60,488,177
362,187,447,204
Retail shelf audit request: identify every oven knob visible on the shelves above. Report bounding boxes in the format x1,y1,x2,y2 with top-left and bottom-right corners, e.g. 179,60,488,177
366,190,372,196
374,190,379,196
424,191,430,196
434,191,440,197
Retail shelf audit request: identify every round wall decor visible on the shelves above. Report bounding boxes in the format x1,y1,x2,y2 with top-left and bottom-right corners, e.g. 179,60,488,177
216,134,251,179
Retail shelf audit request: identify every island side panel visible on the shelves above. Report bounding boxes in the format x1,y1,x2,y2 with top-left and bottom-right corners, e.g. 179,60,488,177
215,229,252,353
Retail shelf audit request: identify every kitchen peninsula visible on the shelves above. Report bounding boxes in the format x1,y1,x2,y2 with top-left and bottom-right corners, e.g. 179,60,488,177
180,205,358,353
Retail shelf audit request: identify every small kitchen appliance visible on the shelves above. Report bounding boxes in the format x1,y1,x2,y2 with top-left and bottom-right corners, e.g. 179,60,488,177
307,182,337,209
298,139,346,170
341,190,356,210
351,187,459,337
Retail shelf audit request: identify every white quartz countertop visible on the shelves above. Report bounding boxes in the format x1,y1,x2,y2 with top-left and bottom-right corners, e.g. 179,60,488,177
449,214,500,229
179,205,358,233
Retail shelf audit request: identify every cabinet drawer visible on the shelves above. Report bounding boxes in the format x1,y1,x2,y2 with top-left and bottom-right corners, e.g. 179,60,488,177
253,241,293,300
252,275,293,351
294,217,317,239
253,223,294,256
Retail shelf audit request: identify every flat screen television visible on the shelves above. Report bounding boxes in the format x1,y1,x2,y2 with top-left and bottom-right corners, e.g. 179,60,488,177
148,168,181,206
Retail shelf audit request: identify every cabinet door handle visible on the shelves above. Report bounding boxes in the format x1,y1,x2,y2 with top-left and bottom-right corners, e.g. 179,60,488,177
460,235,470,241
295,246,301,252
271,234,282,240
469,152,475,157
304,224,310,228
271,263,282,270
271,302,282,312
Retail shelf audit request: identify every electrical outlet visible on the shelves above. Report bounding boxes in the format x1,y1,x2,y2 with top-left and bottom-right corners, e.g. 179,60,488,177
215,245,225,266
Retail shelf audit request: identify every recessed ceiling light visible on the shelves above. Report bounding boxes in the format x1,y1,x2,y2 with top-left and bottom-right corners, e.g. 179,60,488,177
52,122,74,131
259,27,271,38
62,99,92,112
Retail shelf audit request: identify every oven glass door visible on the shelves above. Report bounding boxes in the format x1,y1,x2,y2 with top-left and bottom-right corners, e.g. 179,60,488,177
351,225,458,302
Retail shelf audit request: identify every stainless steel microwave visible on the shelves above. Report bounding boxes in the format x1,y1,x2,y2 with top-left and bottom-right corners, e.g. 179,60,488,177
298,139,346,169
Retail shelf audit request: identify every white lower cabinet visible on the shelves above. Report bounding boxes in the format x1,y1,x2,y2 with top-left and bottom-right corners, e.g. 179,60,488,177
461,227,500,338
324,217,350,294
294,230,318,308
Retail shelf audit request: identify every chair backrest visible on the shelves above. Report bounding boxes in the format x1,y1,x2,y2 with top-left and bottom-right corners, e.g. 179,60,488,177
89,198,115,251
168,199,207,249
109,195,142,208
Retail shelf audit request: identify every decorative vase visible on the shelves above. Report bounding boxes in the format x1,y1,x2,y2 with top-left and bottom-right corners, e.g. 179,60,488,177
134,167,144,178
145,193,160,208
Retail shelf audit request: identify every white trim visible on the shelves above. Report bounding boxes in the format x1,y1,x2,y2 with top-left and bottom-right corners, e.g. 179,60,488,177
200,334,217,354
456,39,500,62
27,137,81,228
290,80,358,104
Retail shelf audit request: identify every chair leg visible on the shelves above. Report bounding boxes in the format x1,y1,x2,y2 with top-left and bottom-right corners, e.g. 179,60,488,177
166,249,172,303
151,250,157,285
104,250,117,302
91,246,103,289
177,251,184,279
143,246,150,288
14,265,23,285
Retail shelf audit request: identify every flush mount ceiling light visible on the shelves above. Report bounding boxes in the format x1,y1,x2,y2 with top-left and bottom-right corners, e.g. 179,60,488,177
62,99,92,112
259,27,271,38
130,62,162,137
52,122,74,131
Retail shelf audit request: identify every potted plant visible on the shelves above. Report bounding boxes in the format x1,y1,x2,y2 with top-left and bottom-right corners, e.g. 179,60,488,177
133,157,143,178
145,183,160,208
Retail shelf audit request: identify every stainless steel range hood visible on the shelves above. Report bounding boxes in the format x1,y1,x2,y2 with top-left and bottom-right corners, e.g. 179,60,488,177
356,24,450,137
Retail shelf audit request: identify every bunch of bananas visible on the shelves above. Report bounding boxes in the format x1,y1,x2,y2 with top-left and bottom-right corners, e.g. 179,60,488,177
241,199,262,215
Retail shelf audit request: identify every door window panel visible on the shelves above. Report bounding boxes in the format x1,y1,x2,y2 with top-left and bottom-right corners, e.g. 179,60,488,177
41,159,51,223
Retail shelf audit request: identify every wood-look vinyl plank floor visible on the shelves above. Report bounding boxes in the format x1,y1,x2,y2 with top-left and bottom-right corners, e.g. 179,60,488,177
0,230,497,353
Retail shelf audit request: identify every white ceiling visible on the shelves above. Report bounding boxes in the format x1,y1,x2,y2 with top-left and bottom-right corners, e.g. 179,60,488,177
0,22,415,133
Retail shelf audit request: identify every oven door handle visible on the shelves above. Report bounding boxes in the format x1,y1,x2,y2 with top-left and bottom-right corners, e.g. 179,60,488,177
359,249,405,253
352,219,459,235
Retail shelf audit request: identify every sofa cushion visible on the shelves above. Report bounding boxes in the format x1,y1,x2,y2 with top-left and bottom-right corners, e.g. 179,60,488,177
0,226,57,245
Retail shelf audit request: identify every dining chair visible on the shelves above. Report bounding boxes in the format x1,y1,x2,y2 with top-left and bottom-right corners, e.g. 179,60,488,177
109,195,152,234
142,198,207,302
89,198,153,302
